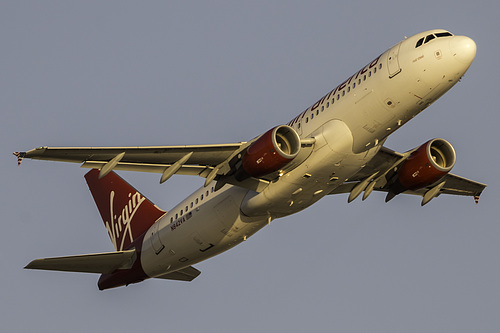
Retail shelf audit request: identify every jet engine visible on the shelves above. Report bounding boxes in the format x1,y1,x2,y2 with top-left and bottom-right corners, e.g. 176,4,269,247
236,125,301,180
396,138,456,191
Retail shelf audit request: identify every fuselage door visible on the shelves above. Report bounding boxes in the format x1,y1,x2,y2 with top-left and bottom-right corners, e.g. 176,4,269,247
150,221,165,254
387,42,402,78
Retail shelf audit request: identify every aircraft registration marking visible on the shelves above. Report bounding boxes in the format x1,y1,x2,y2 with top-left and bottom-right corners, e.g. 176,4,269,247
170,212,193,231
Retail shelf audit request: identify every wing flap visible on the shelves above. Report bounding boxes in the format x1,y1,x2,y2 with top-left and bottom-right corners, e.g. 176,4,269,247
81,161,210,176
25,249,136,274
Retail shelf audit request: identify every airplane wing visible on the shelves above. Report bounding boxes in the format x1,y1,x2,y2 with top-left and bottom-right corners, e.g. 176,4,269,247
14,139,314,192
14,143,267,188
15,143,245,175
328,146,486,204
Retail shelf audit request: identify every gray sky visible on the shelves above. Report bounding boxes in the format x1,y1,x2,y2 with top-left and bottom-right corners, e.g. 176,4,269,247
2,1,499,332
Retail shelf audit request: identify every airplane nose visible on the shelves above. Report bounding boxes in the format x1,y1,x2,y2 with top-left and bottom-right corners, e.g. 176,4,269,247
450,36,477,64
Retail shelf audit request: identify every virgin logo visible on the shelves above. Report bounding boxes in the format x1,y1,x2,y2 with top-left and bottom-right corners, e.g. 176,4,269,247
105,190,146,251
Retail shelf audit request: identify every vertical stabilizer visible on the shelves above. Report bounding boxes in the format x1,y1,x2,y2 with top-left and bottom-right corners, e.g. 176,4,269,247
85,169,166,251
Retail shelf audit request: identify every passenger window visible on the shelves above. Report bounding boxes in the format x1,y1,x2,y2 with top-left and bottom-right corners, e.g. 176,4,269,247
374,67,377,74
353,82,356,88
190,202,193,208
185,206,188,211
180,210,183,215
326,102,329,107
347,86,350,92
206,190,209,197
311,113,314,119
170,217,173,222
201,194,204,200
196,198,198,204
379,64,382,69
175,213,178,219
369,71,371,77
416,37,424,48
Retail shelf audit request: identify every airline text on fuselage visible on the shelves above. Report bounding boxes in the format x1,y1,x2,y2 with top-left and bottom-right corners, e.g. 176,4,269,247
287,55,381,127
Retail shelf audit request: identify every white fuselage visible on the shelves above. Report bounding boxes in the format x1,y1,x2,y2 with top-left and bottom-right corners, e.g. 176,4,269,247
141,30,476,278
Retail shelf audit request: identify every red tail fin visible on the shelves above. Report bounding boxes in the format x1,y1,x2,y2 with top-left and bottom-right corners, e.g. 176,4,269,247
85,169,166,251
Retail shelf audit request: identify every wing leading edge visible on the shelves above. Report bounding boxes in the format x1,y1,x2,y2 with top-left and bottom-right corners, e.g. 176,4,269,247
16,143,245,167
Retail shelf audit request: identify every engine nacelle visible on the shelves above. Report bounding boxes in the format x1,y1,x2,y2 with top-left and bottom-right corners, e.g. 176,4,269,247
397,138,456,190
238,125,301,180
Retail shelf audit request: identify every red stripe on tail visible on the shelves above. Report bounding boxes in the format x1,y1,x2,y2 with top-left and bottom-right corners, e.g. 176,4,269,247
85,169,166,251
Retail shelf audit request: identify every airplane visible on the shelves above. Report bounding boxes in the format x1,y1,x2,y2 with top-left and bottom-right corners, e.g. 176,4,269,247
14,29,486,290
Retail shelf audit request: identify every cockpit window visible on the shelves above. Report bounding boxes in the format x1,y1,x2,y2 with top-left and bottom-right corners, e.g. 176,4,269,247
435,32,453,38
416,31,453,48
425,34,436,43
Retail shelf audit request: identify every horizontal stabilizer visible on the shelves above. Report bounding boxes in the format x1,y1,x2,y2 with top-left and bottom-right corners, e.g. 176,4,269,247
25,249,136,274
155,266,201,282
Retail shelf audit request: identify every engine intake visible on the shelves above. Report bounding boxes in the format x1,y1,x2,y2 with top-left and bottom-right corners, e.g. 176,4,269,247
237,125,301,180
397,138,456,190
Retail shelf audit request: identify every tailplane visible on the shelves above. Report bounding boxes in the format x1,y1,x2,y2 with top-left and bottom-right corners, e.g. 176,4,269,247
25,250,201,290
25,250,136,274
84,169,166,251
25,170,201,290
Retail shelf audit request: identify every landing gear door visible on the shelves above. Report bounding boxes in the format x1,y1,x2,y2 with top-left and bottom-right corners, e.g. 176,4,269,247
387,42,402,78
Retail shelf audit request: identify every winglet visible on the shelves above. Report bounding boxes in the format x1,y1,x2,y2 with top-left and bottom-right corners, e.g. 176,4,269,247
13,152,25,166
